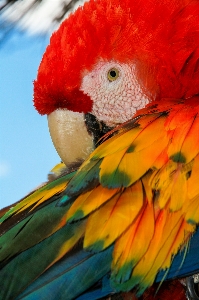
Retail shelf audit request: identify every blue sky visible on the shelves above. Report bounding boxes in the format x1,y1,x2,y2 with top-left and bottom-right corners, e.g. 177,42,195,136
0,32,60,209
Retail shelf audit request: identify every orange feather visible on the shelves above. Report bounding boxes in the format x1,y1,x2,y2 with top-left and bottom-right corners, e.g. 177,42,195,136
62,98,199,293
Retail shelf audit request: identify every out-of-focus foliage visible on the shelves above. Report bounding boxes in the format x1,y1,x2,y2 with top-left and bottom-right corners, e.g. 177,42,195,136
0,0,87,42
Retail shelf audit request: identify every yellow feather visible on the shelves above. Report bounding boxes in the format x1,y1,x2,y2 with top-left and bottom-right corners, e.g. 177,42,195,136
91,113,165,160
151,161,176,208
67,185,120,221
120,136,168,186
99,148,128,180
92,128,140,159
131,114,166,152
84,181,143,250
1,177,68,222
29,184,67,212
167,120,195,162
141,171,153,204
113,201,154,271
180,115,199,162
187,154,199,199
169,166,187,211
112,209,143,272
152,147,169,170
50,162,66,176
185,195,199,224
132,211,183,287
161,221,195,270
99,135,168,188
48,221,86,269
150,161,188,211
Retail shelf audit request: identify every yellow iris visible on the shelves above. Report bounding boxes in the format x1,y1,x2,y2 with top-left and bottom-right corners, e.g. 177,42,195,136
107,67,119,82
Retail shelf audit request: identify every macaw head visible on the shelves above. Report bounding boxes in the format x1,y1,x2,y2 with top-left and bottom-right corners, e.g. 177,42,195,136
33,0,199,165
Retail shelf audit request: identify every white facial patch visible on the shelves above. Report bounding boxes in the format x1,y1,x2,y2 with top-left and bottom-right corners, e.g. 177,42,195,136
80,60,150,126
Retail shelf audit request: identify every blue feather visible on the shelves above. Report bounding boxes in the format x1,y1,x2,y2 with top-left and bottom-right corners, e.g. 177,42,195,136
156,226,199,282
17,247,114,300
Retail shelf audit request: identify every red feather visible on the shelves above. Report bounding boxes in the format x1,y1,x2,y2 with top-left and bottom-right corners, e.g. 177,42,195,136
34,0,199,115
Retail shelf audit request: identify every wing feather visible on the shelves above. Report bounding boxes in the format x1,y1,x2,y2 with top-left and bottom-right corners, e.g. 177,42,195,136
1,98,199,298
61,98,199,293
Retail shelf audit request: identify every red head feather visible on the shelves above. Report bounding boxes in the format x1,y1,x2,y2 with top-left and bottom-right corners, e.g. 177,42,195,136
34,0,199,115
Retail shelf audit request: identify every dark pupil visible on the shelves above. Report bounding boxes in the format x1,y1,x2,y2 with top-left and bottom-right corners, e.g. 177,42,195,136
110,70,116,77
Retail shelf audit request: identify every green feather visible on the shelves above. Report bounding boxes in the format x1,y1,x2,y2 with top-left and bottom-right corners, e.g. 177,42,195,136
59,159,101,205
0,219,86,300
0,200,71,266
101,170,132,188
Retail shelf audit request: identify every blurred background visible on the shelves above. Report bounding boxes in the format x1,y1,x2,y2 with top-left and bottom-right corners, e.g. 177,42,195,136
0,0,86,208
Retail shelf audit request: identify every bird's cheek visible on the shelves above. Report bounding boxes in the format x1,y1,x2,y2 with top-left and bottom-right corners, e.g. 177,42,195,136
48,109,94,165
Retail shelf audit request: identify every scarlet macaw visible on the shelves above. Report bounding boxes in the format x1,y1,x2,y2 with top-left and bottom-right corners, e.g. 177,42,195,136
0,0,199,299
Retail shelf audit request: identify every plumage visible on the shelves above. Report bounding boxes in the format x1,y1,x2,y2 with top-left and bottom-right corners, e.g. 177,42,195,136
1,0,199,299
59,99,199,294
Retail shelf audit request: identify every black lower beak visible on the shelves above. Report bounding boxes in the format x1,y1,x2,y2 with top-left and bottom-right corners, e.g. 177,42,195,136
84,113,113,148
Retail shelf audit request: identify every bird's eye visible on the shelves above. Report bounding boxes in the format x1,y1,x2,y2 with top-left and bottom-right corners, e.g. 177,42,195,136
107,68,119,82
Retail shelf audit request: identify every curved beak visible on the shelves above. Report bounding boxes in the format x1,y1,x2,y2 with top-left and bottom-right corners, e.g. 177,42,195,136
48,109,94,165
